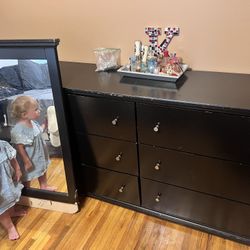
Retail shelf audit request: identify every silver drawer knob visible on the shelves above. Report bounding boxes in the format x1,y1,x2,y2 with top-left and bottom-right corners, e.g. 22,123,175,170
112,116,119,126
153,122,160,132
155,193,161,202
154,162,161,170
115,153,122,162
119,185,125,193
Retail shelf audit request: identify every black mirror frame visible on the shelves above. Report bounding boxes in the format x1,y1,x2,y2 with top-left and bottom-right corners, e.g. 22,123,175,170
0,39,77,204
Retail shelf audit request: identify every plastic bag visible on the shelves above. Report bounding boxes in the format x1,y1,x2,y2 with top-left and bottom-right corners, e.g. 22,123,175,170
94,48,120,71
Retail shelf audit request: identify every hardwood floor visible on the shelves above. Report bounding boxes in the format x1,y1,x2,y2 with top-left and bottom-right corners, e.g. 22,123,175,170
30,157,68,193
0,197,249,250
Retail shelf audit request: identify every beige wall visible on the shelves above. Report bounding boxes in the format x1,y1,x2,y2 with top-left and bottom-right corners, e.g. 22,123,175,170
1,0,250,73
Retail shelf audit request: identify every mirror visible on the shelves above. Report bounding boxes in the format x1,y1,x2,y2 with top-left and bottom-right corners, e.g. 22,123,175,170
0,40,77,203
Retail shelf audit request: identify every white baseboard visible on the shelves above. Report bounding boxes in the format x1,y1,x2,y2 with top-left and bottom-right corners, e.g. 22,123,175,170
18,196,79,214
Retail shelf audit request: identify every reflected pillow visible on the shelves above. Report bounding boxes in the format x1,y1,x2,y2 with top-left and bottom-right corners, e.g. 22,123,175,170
0,65,23,90
0,81,23,99
18,60,51,90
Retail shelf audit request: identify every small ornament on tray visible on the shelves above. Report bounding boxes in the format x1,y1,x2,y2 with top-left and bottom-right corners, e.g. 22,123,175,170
160,51,183,76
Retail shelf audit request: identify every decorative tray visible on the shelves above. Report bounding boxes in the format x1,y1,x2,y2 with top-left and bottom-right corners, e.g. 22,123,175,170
118,64,188,82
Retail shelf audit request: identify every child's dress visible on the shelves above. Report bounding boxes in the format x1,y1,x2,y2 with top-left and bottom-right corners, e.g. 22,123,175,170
11,120,50,182
0,140,23,215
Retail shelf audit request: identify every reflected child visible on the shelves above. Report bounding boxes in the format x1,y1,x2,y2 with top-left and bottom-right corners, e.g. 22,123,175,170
10,96,56,191
0,140,25,240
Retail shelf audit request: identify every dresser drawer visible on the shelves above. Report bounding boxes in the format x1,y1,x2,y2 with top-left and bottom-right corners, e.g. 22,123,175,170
141,178,250,239
83,166,140,205
76,134,138,175
67,94,136,141
140,144,250,204
137,103,250,164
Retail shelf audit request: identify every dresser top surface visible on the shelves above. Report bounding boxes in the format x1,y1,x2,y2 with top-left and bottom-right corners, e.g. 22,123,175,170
60,62,250,112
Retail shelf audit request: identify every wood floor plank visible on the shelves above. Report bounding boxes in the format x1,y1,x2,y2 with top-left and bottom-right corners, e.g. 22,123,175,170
30,157,67,192
206,234,250,250
0,197,249,250
92,206,136,249
181,229,208,250
82,203,119,249
117,212,147,250
53,199,111,249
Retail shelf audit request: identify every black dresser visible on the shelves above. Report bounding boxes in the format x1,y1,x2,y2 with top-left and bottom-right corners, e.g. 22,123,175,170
60,62,250,245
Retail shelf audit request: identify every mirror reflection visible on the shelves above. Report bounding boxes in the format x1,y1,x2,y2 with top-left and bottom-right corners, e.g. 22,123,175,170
0,59,67,193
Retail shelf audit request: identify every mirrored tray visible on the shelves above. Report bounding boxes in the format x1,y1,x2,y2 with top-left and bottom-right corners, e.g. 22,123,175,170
118,64,188,82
